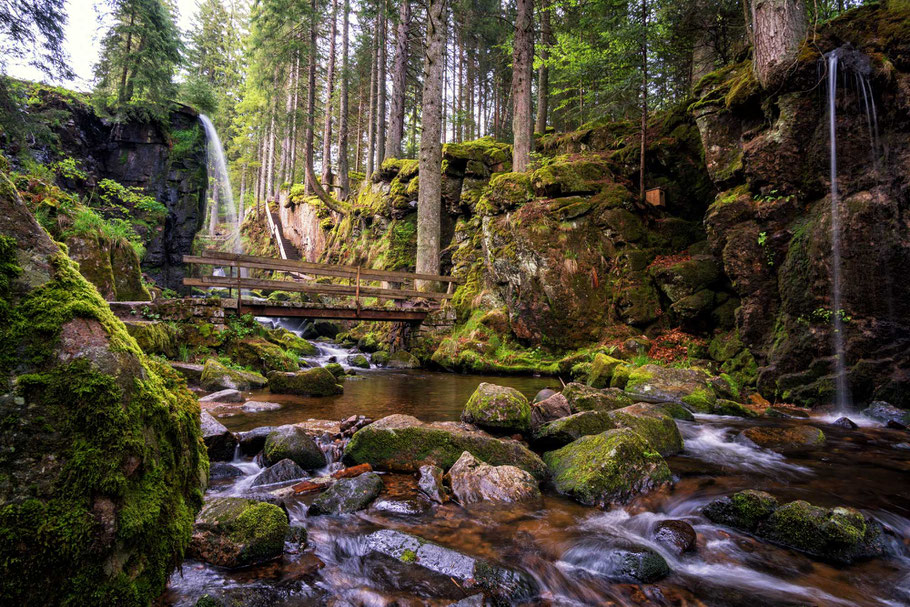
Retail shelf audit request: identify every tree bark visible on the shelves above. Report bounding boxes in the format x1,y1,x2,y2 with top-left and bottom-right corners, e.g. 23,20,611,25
751,0,807,89
386,0,410,159
366,23,379,179
416,0,447,291
322,0,339,191
511,0,534,172
535,0,552,134
337,0,351,199
640,0,649,202
376,3,388,167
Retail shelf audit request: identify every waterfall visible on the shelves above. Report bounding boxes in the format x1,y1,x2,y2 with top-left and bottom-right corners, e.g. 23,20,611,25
824,46,880,413
199,115,241,254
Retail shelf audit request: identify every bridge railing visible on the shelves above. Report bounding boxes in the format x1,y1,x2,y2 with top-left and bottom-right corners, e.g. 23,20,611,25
182,250,461,309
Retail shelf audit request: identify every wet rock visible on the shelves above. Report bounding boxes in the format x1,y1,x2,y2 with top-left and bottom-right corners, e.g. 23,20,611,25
653,520,697,555
189,497,289,568
712,399,758,417
263,425,327,470
340,414,373,436
168,361,205,382
586,353,625,389
758,501,886,565
623,364,717,412
227,337,299,374
862,401,910,426
418,464,448,504
250,458,307,488
267,367,343,396
362,529,538,602
530,392,573,429
344,414,547,479
461,382,532,434
658,401,697,421
532,410,616,450
200,359,268,391
237,426,276,455
324,362,345,378
286,522,308,546
533,388,558,403
887,419,908,430
308,472,383,515
764,406,810,419
447,451,541,505
607,402,684,456
543,428,672,507
241,400,282,413
562,382,634,412
199,388,243,403
371,351,390,366
201,411,238,461
348,354,370,368
371,498,431,516
833,416,859,429
209,462,244,480
561,539,670,583
386,350,420,368
736,424,826,452
312,320,340,338
703,490,779,532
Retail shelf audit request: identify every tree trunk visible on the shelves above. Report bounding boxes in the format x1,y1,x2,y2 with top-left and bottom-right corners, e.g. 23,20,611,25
322,0,339,191
266,109,276,200
119,11,135,103
366,23,379,179
511,0,534,172
337,0,351,199
535,0,552,134
640,0,648,202
386,0,410,159
416,0,447,291
289,53,300,182
376,4,388,167
751,0,807,89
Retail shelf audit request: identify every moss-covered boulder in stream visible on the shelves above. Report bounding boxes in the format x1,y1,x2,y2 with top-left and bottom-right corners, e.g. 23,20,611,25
265,328,318,356
563,382,634,412
228,337,299,374
607,403,684,456
624,364,717,412
263,425,327,470
461,382,532,434
343,414,547,479
267,367,342,396
189,498,289,568
736,424,826,452
533,410,617,450
386,350,420,369
0,182,207,605
586,353,625,389
543,428,672,506
703,490,779,532
308,472,384,515
201,358,268,391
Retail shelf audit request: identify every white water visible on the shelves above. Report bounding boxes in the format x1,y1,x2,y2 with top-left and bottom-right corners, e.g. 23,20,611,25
679,421,811,474
199,115,241,254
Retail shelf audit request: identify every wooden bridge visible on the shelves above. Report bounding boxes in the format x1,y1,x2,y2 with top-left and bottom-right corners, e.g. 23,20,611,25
182,250,460,322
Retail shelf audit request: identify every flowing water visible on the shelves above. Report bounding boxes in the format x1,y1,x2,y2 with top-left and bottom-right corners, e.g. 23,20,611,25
199,114,242,254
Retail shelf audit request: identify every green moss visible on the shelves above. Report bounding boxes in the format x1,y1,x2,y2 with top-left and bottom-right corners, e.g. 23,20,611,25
267,367,342,396
462,382,532,434
200,359,267,391
227,338,298,374
125,321,179,358
681,388,716,413
477,172,534,215
400,548,417,563
587,353,624,389
607,404,684,456
703,490,779,532
712,399,757,418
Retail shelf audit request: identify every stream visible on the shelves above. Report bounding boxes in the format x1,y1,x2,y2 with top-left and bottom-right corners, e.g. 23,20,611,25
163,344,910,607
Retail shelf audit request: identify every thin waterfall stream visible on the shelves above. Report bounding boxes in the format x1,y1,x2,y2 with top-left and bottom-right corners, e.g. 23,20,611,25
199,114,242,255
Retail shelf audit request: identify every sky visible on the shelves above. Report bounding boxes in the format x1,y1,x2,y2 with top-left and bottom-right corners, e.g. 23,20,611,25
3,0,200,91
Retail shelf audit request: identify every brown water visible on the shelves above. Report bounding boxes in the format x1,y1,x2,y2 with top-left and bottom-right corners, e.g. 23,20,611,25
165,365,910,607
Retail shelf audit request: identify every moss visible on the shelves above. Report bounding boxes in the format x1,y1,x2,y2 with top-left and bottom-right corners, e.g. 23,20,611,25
200,359,267,391
610,365,632,389
624,367,655,392
191,498,288,567
477,172,534,215
349,354,370,369
533,410,616,449
607,404,684,456
462,382,532,434
703,490,779,532
125,321,179,358
265,328,318,357
400,548,417,563
267,367,342,396
371,351,390,366
681,388,716,413
587,353,624,389
227,338,298,374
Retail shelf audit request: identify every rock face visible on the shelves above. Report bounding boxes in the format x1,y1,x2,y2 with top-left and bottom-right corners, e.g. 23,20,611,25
267,367,343,396
0,182,207,604
447,451,541,505
343,414,547,479
200,359,268,391
461,382,532,434
308,472,384,515
543,428,672,506
189,498,289,568
201,411,238,461
249,458,307,488
263,425,327,470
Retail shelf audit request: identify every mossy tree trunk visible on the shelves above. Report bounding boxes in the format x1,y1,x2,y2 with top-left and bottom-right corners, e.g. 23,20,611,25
751,0,807,89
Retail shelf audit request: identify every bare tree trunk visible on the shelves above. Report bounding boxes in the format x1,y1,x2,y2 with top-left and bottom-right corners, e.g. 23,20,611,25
511,0,534,172
640,0,649,202
376,3,388,167
337,0,351,199
386,0,410,159
416,0,447,291
355,94,364,173
289,53,300,182
366,24,379,179
266,109,276,199
751,0,807,89
322,0,338,191
535,0,552,134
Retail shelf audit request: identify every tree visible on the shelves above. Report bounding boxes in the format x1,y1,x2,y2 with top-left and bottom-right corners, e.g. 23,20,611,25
0,0,70,77
511,0,534,172
376,3,388,167
416,0,448,290
386,0,411,159
337,0,351,199
751,0,807,88
322,0,339,190
639,0,648,202
535,0,553,134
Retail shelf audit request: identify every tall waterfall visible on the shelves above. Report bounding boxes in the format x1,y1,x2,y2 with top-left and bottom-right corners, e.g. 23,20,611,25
824,46,880,413
199,114,241,254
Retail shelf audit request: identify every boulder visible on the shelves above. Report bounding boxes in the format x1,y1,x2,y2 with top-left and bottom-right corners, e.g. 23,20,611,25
562,383,634,412
533,388,558,403
344,414,547,479
543,428,672,506
371,351,391,366
447,451,541,505
702,490,779,532
862,401,910,426
237,426,276,455
586,353,625,389
241,400,282,413
124,320,179,357
249,458,307,488
201,411,238,461
832,416,859,429
386,350,420,369
324,362,345,378
607,403,684,456
532,410,616,450
209,463,244,481
227,337,298,374
199,388,243,403
265,328,318,356
189,498,289,568
267,367,343,396
561,539,670,583
623,364,717,412
348,354,370,369
736,425,826,452
362,529,537,602
418,464,448,504
168,361,205,382
200,359,268,391
263,425,327,470
653,520,697,555
308,472,384,515
712,398,758,417
530,392,573,429
462,382,532,434
311,319,340,338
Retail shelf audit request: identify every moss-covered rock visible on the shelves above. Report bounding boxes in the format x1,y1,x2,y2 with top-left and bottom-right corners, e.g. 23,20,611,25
348,354,370,369
543,428,672,506
703,490,779,532
228,337,298,375
262,425,327,470
586,353,625,389
324,362,345,379
124,320,179,358
343,414,547,479
308,472,383,515
267,367,343,396
532,410,616,450
712,398,758,417
201,359,268,391
386,350,420,369
607,403,684,456
624,364,717,412
531,156,611,198
562,382,634,412
462,382,532,434
189,498,289,568
371,350,390,366
477,172,534,215
736,424,826,452
265,328,318,357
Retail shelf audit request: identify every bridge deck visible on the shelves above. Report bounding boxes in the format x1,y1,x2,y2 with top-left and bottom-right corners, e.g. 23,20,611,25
231,299,429,321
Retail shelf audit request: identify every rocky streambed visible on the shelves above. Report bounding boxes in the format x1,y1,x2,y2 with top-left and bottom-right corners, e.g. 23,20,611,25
164,351,910,607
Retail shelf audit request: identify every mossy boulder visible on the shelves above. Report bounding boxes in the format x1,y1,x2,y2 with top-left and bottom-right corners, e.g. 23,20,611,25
586,353,625,389
124,320,179,358
0,187,207,605
324,362,345,379
624,364,717,412
308,472,384,515
262,425,327,470
543,428,672,506
477,172,534,215
533,410,616,450
386,350,420,369
200,359,268,391
563,382,634,412
736,424,826,452
267,367,343,396
607,403,684,456
703,490,779,532
712,398,758,417
371,350,390,366
649,255,721,303
265,328,318,357
531,156,611,197
348,354,370,369
228,337,298,375
189,498,289,568
343,414,547,479
462,382,532,434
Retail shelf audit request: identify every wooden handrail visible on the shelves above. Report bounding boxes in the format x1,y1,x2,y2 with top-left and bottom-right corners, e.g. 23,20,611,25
184,275,453,300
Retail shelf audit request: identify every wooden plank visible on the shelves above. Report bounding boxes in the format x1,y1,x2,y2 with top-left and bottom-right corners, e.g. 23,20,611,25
188,250,462,284
184,275,452,300
237,303,429,321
